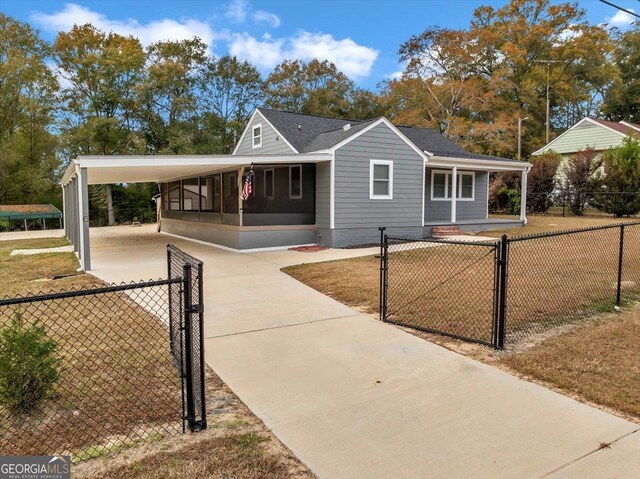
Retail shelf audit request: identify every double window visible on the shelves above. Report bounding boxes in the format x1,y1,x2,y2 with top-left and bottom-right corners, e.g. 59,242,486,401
431,170,475,201
370,160,393,199
252,124,262,148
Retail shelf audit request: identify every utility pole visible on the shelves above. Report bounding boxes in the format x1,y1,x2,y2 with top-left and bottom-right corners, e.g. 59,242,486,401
518,117,528,161
534,59,565,144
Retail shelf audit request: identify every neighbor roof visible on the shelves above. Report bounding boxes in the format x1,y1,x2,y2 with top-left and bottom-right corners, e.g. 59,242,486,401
257,108,521,164
590,118,640,135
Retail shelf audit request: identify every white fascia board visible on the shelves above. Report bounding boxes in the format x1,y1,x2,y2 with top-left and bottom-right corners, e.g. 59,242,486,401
619,121,640,132
584,117,627,137
61,159,79,185
532,117,625,156
428,156,531,172
233,109,299,155
327,118,430,161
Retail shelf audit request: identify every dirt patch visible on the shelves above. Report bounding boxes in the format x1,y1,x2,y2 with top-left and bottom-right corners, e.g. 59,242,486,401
289,245,328,253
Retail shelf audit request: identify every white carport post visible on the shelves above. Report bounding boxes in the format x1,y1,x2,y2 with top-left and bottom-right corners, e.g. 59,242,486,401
450,166,457,223
76,165,91,271
520,168,528,225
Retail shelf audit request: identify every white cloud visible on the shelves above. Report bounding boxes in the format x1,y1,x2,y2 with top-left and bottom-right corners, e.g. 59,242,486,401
607,9,635,27
386,71,404,81
230,30,378,79
30,3,217,47
253,10,280,28
225,0,248,23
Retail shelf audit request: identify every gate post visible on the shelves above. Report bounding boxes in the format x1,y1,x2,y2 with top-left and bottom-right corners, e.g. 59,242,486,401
167,245,174,353
182,262,196,431
615,224,625,310
379,227,386,321
381,234,389,322
495,235,509,349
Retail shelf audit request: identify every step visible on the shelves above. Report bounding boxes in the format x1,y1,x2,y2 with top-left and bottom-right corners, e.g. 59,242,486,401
431,226,464,237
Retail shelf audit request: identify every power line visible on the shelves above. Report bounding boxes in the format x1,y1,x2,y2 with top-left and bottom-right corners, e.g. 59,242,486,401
598,0,640,19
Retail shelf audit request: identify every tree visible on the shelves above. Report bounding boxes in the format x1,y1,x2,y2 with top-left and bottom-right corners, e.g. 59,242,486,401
137,38,207,154
591,136,640,217
527,152,560,213
202,55,263,152
0,15,59,206
564,147,599,215
54,24,146,224
384,0,616,158
601,25,640,123
264,59,356,118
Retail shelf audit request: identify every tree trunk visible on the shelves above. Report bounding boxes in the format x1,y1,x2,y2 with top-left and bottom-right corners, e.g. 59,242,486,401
106,185,116,226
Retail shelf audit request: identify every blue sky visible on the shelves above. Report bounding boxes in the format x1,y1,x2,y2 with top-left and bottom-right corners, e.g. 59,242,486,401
2,0,637,89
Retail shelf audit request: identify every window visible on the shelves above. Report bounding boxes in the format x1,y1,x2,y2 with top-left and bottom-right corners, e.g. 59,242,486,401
168,181,181,210
289,165,302,199
430,170,475,201
200,175,222,212
264,169,274,199
370,160,393,199
223,171,239,214
252,124,262,148
181,178,199,211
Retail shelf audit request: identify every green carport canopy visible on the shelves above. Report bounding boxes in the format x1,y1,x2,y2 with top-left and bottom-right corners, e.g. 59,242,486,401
0,204,62,220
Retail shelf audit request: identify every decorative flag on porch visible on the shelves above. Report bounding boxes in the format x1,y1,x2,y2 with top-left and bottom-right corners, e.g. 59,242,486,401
241,173,253,200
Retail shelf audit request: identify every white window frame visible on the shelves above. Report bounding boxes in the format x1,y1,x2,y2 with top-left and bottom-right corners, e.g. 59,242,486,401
289,165,303,199
252,123,262,149
430,169,475,201
369,159,393,200
264,168,274,199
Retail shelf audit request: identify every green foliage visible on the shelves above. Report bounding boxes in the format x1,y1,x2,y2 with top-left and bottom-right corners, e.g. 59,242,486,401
564,147,600,216
0,310,61,415
591,136,640,217
0,218,9,232
527,152,561,213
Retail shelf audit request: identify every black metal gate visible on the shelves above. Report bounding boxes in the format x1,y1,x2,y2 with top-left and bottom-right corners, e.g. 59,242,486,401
379,228,504,347
167,244,207,432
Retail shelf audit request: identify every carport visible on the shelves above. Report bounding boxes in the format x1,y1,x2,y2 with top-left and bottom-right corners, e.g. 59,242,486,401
60,153,330,271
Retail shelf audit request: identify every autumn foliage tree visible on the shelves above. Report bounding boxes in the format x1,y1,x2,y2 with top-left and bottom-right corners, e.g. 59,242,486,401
527,152,561,213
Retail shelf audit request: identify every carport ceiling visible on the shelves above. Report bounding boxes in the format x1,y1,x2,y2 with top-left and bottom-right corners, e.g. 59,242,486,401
62,153,332,185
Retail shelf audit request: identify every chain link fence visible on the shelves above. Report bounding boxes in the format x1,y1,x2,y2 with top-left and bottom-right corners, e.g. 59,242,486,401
380,222,640,348
89,207,157,227
0,244,207,460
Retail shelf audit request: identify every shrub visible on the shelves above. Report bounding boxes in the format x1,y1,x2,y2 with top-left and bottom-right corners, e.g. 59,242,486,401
0,310,61,415
564,147,600,216
591,136,640,217
489,173,521,214
527,152,561,213
0,218,8,232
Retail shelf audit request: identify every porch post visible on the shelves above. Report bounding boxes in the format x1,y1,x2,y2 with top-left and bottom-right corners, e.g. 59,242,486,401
238,167,245,227
450,166,457,223
77,166,91,271
520,168,528,225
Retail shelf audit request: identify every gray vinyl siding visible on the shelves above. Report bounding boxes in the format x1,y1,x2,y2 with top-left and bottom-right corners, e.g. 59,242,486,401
424,168,488,222
333,123,424,229
315,161,331,229
234,111,295,155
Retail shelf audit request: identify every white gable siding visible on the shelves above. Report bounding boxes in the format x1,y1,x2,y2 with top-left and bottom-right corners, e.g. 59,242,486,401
536,121,625,155
234,111,295,155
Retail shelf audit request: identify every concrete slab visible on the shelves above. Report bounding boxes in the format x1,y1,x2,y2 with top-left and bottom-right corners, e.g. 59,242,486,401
88,225,640,479
0,229,64,241
10,245,74,255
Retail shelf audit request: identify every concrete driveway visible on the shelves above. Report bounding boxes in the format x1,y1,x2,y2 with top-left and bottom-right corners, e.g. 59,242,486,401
90,225,640,479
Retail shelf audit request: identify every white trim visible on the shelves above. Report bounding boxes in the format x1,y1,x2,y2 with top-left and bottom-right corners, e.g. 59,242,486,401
327,117,430,160
264,168,274,199
289,164,303,199
451,166,457,223
252,123,262,149
369,159,394,200
531,117,626,156
619,121,640,133
330,151,335,229
232,109,299,155
421,164,426,227
486,174,490,219
428,156,530,172
430,169,475,201
520,169,528,225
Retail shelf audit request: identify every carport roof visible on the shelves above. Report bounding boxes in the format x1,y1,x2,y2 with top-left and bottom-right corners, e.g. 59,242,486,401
61,153,331,185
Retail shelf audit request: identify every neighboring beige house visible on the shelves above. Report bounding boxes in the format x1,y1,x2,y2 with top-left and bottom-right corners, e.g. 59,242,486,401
533,117,640,157
532,117,640,183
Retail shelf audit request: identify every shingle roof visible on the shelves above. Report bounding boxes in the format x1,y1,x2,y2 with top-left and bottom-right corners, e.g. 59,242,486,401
590,118,640,135
256,108,521,163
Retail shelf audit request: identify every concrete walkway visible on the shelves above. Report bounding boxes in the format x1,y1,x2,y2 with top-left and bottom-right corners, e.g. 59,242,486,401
89,225,640,479
0,229,64,241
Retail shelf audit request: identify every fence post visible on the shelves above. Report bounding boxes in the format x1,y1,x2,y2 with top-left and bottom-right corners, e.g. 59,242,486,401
615,224,625,311
197,261,207,430
182,262,196,431
167,245,174,352
495,234,509,349
379,227,386,321
382,234,389,322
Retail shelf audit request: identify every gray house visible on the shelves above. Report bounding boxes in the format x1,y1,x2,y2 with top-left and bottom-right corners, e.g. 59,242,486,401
61,108,529,270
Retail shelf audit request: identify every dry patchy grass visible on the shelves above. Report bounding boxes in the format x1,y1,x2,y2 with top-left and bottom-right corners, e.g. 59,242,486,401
502,305,640,420
483,214,639,238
